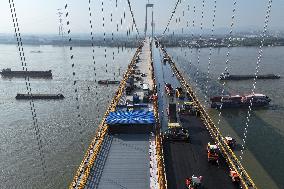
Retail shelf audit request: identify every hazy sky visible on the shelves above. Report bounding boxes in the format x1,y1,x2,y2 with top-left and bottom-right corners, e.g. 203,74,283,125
0,0,283,35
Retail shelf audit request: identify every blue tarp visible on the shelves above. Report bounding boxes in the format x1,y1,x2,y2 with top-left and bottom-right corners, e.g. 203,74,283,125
106,110,155,125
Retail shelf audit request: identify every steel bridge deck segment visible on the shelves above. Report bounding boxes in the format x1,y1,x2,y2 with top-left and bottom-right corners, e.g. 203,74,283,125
70,43,144,189
152,46,239,189
158,42,257,189
87,134,150,189
71,39,167,189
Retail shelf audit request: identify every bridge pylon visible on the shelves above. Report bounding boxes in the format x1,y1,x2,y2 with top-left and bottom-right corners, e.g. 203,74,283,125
144,2,154,39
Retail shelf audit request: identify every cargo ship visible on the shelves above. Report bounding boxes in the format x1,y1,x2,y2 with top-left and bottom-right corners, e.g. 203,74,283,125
210,93,271,108
0,68,52,78
16,93,64,100
219,72,280,80
97,80,120,85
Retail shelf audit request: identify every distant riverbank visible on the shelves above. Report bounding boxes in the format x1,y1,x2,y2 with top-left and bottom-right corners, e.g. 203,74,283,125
159,36,284,48
2,34,284,48
0,38,142,48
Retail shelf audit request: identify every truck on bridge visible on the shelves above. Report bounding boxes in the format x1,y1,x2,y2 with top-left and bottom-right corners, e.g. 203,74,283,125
165,83,174,96
167,103,177,123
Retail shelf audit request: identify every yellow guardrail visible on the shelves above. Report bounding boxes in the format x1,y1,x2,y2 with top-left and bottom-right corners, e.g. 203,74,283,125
160,45,257,189
149,42,168,189
70,43,144,189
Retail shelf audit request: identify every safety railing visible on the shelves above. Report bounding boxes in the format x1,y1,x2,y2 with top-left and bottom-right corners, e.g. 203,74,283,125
70,43,144,189
149,42,168,189
160,45,257,189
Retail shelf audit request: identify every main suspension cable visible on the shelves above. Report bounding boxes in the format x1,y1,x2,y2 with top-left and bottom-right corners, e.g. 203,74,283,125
189,1,196,72
204,0,217,101
239,0,273,165
126,0,140,38
8,0,47,179
64,2,84,151
194,0,205,94
216,0,237,125
161,0,181,38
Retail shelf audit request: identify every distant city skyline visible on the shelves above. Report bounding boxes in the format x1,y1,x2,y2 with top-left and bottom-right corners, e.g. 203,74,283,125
0,0,283,35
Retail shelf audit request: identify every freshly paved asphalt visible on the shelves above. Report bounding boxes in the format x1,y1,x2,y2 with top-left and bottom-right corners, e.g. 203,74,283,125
153,46,240,189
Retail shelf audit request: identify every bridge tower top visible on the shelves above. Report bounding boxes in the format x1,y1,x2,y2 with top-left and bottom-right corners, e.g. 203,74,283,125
144,1,154,39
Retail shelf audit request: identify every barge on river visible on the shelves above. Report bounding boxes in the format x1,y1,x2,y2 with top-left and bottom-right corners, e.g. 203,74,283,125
16,93,64,100
0,68,52,78
98,80,120,85
219,72,280,80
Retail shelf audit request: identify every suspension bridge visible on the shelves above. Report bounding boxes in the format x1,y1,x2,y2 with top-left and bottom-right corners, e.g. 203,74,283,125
68,38,256,188
3,0,281,188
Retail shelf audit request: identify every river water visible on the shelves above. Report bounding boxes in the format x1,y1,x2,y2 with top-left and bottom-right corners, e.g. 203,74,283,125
0,44,135,188
0,44,283,189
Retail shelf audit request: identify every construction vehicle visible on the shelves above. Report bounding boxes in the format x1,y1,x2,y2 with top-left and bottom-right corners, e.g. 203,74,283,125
207,143,219,164
178,101,193,115
125,84,132,95
125,76,135,95
155,40,159,48
165,83,174,96
167,103,177,123
162,51,169,63
163,124,190,142
225,136,237,149
163,56,169,63
185,175,203,189
175,87,185,99
141,73,146,77
178,101,200,116
168,122,181,128
229,170,240,183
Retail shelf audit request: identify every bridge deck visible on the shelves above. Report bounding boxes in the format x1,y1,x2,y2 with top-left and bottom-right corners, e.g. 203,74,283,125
86,134,150,189
72,40,254,189
153,46,239,189
83,39,156,189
